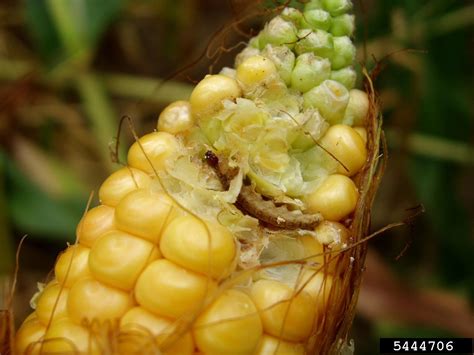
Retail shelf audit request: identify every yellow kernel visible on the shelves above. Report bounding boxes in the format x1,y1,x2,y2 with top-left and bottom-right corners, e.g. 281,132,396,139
99,167,152,207
15,314,45,355
194,289,263,355
320,124,367,176
76,205,115,248
89,230,160,291
160,215,236,279
236,55,278,89
354,126,367,144
115,189,178,243
344,89,369,126
120,307,194,355
35,281,69,325
22,311,38,324
313,221,350,273
255,335,305,355
297,269,335,321
135,259,216,319
55,244,91,287
42,319,99,354
128,131,179,174
67,278,133,324
250,279,316,342
305,174,359,221
299,234,324,266
315,220,349,247
157,100,194,135
190,74,241,118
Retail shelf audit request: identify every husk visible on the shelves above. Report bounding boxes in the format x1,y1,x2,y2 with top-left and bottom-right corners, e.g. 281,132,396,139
0,309,14,355
315,71,386,354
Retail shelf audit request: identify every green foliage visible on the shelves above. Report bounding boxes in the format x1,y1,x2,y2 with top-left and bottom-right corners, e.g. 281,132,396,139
376,321,455,340
1,150,86,241
263,0,303,10
25,0,126,66
24,0,62,66
410,26,473,296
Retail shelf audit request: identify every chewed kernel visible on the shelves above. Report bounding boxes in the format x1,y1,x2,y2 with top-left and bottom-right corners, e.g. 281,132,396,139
190,74,241,118
157,100,194,135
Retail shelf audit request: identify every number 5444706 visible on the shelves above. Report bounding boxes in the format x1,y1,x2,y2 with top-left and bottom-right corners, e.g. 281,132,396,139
393,340,454,352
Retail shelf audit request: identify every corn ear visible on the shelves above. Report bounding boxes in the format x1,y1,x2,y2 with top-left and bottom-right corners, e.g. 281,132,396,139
13,1,384,354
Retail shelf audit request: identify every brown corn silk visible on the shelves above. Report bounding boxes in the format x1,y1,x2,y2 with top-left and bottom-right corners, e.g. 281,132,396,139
2,3,386,355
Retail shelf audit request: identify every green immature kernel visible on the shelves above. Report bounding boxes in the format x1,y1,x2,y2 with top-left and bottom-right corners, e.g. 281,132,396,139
248,36,260,48
342,89,369,126
295,29,334,58
304,0,323,11
259,16,298,49
330,14,355,37
291,53,331,93
330,67,357,90
281,7,303,24
303,79,349,124
322,0,353,16
301,9,332,31
330,36,356,70
261,45,296,86
291,108,329,151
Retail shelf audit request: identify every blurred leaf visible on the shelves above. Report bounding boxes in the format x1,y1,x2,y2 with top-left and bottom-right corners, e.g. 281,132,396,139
24,0,63,66
81,0,127,47
410,158,474,296
12,136,88,199
0,153,14,272
262,0,302,10
359,251,474,336
376,321,455,339
1,150,86,241
25,0,127,66
408,11,473,296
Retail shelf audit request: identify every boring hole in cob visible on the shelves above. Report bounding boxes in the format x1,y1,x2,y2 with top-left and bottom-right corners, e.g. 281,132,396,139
6,1,394,354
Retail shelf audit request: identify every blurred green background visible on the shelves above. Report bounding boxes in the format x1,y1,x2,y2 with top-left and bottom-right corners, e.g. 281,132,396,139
0,0,472,353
